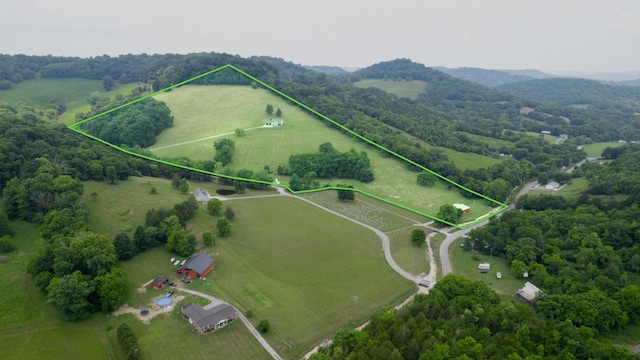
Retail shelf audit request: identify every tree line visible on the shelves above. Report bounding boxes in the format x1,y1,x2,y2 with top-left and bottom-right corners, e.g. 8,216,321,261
311,274,633,359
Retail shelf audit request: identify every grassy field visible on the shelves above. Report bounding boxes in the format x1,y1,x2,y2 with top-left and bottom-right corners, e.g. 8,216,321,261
59,83,144,125
353,79,427,99
0,76,103,108
145,85,497,223
449,238,526,300
0,76,143,125
299,190,428,232
80,176,277,235
525,131,558,144
117,249,272,360
387,226,430,276
82,177,414,358
455,132,513,150
581,142,625,158
185,196,414,357
0,221,117,360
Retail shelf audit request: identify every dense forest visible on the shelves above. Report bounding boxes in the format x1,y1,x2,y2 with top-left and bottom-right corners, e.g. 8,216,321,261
2,52,640,356
311,275,635,359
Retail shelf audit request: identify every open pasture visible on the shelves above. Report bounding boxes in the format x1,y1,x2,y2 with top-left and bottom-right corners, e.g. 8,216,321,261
353,79,428,99
80,177,414,358
186,196,414,357
146,84,499,224
582,141,625,158
450,239,526,299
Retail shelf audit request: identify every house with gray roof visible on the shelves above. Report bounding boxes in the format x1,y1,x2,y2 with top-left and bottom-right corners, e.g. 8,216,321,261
182,303,238,334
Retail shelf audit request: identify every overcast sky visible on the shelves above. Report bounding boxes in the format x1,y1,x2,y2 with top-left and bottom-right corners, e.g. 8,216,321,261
2,0,640,73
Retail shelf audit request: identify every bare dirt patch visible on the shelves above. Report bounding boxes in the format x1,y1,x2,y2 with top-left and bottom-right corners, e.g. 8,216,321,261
113,294,186,325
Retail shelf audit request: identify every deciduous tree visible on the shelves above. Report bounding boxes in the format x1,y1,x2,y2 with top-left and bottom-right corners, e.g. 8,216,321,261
411,228,426,247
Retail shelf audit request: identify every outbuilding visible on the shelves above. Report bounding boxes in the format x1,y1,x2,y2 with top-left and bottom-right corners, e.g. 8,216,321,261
177,252,216,278
516,282,544,305
149,276,169,289
453,203,471,215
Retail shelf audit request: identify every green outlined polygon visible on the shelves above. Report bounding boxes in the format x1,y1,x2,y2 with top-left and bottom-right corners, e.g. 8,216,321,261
68,64,508,229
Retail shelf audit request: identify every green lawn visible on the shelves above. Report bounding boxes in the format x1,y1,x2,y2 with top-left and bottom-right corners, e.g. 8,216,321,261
0,221,117,360
353,79,427,100
449,238,526,299
82,177,414,358
299,190,428,232
117,249,271,360
0,76,144,125
387,227,430,276
582,142,625,158
185,196,414,357
525,131,558,144
0,76,103,108
143,84,498,223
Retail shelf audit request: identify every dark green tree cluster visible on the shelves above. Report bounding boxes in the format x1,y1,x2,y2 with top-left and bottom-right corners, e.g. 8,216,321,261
467,190,640,334
213,138,235,166
0,101,164,193
337,184,355,201
289,143,374,183
313,274,633,360
28,229,127,320
117,323,142,359
410,228,425,247
0,211,16,252
80,98,173,148
582,145,640,197
141,198,200,257
436,204,463,225
3,158,84,222
416,171,436,186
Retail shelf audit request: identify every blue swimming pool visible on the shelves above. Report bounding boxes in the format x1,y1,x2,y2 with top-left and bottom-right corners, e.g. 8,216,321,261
156,296,173,307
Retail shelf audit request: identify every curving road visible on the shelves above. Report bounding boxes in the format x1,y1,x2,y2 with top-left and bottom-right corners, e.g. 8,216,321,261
273,187,418,283
439,181,538,276
176,288,283,360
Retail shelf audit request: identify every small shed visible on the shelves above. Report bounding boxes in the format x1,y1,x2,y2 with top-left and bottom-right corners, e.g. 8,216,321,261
453,203,470,214
516,282,543,305
150,276,169,289
478,263,490,273
177,252,216,278
194,188,211,204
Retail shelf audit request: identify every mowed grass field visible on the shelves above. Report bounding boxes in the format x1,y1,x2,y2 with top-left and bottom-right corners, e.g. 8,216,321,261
117,248,272,360
449,239,526,300
353,79,428,100
581,142,625,158
387,226,431,276
82,177,414,358
187,196,414,357
146,85,497,222
0,76,143,125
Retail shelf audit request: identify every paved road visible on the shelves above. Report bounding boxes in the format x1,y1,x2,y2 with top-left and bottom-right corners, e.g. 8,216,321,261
175,288,283,360
274,187,418,283
439,181,538,276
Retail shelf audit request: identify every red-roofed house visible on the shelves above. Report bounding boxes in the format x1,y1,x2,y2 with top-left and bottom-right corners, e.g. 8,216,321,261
177,252,216,278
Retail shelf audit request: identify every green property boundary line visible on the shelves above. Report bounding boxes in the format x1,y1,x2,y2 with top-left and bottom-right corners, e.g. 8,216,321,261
68,64,508,229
